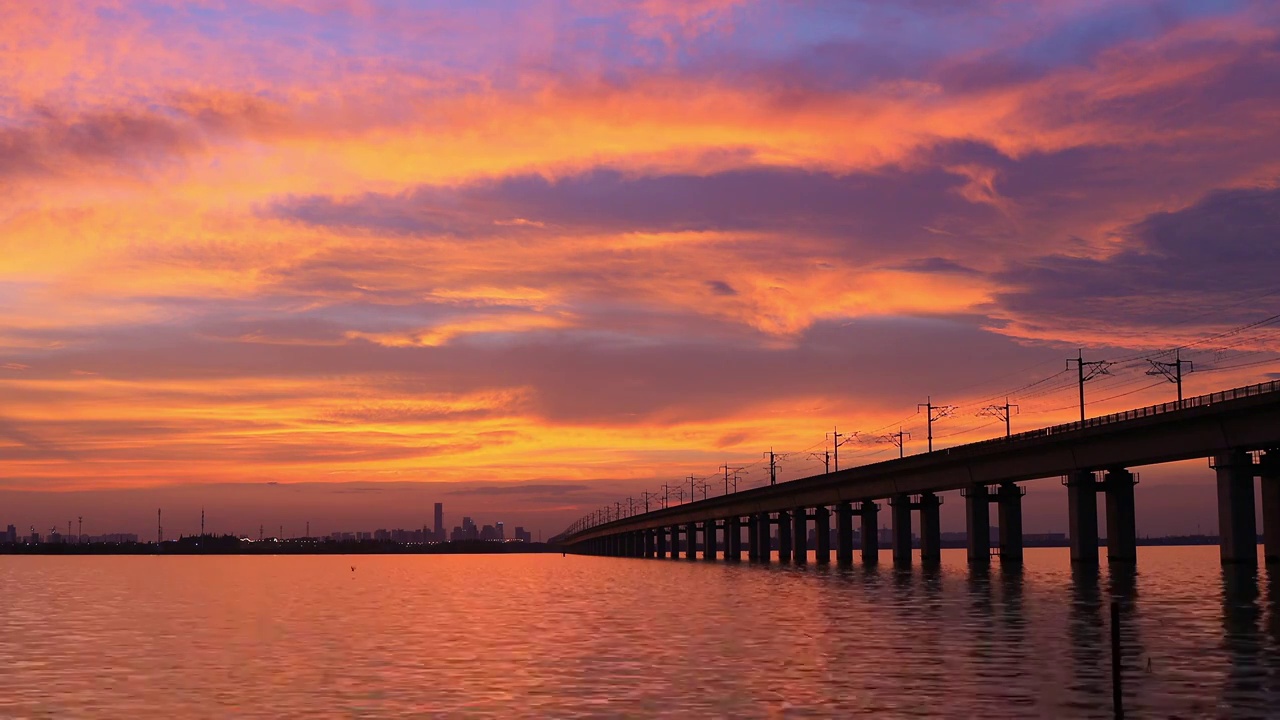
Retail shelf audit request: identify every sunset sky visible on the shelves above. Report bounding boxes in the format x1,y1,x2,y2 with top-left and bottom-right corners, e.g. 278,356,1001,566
2,0,1279,539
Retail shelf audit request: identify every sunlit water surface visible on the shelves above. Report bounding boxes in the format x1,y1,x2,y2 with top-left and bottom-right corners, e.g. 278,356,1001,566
2,548,1279,717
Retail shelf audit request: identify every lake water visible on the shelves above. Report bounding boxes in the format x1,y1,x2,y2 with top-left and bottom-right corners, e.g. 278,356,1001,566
1,547,1277,717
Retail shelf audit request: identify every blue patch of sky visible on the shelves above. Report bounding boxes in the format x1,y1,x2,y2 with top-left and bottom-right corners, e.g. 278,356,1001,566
1002,0,1248,70
124,0,1252,91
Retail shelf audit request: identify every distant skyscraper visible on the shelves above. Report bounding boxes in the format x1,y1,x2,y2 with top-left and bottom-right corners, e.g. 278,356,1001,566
434,502,444,541
496,521,504,540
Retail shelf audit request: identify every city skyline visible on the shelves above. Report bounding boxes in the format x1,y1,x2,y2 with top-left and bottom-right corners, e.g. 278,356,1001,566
0,501,539,545
1,2,1279,538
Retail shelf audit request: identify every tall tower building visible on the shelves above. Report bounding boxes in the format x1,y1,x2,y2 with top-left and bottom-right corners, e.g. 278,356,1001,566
433,502,444,541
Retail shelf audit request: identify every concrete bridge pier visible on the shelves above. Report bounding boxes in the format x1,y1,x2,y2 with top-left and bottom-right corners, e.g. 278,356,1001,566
670,525,681,559
860,501,880,565
964,484,990,564
815,505,831,564
891,494,912,567
996,482,1024,562
1105,468,1138,563
656,526,667,558
643,530,653,558
918,492,942,565
1263,450,1280,565
685,522,698,560
747,515,759,561
1215,450,1257,564
792,508,808,565
778,510,793,563
835,502,854,566
726,517,741,561
1067,470,1100,564
703,520,717,561
757,513,772,563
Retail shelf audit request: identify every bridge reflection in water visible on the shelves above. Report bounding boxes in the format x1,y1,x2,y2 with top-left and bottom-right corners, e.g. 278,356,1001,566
558,381,1280,567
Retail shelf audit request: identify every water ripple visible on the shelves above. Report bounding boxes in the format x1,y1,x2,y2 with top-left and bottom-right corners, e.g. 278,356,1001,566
1,547,1278,717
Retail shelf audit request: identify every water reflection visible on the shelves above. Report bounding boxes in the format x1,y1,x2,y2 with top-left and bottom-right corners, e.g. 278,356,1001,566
1220,564,1264,711
1065,564,1107,715
1268,568,1280,648
0,548,1277,717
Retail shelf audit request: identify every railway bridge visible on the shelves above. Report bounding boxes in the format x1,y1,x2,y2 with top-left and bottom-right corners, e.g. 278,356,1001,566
556,381,1280,566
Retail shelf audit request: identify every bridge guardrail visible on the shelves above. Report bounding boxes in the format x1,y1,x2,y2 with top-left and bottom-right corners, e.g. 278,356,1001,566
967,379,1280,450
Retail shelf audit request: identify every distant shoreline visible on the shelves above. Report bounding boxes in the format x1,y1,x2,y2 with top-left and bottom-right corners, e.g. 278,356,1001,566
0,538,558,556
0,535,1243,555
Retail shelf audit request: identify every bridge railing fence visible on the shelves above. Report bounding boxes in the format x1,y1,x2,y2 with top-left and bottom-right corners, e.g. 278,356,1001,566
967,379,1280,450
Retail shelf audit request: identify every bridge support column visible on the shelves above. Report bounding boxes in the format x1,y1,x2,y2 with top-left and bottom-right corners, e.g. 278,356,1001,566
1105,468,1137,563
777,510,793,563
891,494,912,567
835,502,853,566
965,484,990,564
996,482,1024,563
644,529,654,558
860,501,879,566
747,515,759,561
1067,470,1099,564
1215,450,1257,564
685,522,697,560
918,492,942,565
792,508,807,565
1263,451,1280,565
669,526,680,559
656,526,667,557
752,509,762,561
726,517,741,561
815,505,830,564
703,520,717,561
